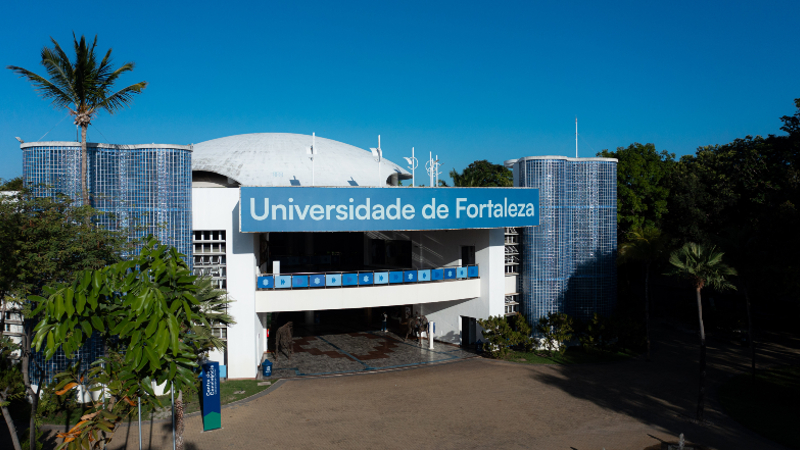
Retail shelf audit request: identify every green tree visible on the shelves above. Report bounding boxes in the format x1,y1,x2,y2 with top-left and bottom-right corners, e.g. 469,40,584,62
618,225,669,361
779,98,800,135
449,160,512,187
535,312,574,356
666,242,737,422
598,143,675,239
0,338,25,450
8,34,147,204
31,239,232,450
0,177,23,191
477,313,533,358
0,189,132,450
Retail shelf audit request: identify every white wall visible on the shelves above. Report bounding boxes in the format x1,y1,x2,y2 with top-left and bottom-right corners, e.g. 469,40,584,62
194,187,507,376
420,228,505,344
193,188,261,379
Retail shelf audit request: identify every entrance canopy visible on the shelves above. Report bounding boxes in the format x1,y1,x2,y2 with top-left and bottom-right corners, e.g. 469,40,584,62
240,187,539,232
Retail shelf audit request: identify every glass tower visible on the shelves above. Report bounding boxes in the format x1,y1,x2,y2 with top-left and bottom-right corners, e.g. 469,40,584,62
513,156,617,325
22,141,192,384
21,142,193,259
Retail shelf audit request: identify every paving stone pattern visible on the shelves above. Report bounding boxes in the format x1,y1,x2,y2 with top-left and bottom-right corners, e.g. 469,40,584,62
269,326,475,377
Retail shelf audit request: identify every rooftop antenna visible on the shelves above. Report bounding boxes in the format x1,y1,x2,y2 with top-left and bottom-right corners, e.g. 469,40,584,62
370,135,383,187
307,132,317,186
575,117,578,158
15,137,24,144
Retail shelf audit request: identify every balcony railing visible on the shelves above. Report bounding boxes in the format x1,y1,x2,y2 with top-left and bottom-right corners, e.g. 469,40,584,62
257,264,479,290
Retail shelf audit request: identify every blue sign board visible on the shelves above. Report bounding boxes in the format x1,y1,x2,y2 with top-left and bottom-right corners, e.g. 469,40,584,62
240,187,538,232
201,361,221,431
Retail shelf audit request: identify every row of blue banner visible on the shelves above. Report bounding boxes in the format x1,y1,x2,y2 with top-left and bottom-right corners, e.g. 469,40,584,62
257,265,479,289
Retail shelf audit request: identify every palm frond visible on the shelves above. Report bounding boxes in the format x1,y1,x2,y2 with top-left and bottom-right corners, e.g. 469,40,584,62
6,65,76,113
666,242,737,291
98,82,148,114
9,33,146,128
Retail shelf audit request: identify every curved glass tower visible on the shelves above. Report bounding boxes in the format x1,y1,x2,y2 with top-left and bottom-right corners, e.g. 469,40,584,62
512,156,617,325
22,142,192,383
21,142,193,259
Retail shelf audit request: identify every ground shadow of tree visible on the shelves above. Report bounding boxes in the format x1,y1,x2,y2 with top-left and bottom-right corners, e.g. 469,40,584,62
527,321,800,450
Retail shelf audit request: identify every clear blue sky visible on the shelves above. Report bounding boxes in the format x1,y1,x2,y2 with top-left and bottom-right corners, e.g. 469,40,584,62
1,0,798,185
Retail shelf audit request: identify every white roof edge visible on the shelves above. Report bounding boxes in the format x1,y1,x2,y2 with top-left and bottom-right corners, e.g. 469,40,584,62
514,155,618,163
20,142,192,151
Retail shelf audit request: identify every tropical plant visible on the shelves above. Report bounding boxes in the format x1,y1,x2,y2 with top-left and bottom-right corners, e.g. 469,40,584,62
8,34,147,204
477,313,533,358
618,225,669,361
0,189,132,450
577,313,613,353
666,242,737,422
31,239,231,449
535,312,574,356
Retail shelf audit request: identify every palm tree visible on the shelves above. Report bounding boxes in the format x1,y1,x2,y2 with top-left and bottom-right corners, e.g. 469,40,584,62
8,34,147,205
618,225,668,361
666,242,737,422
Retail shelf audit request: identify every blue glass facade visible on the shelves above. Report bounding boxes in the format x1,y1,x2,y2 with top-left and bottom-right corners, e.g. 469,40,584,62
514,156,617,325
22,142,193,260
22,142,192,384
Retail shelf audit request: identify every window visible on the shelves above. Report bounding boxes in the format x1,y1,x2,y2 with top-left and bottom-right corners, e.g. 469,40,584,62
461,246,476,265
193,230,227,289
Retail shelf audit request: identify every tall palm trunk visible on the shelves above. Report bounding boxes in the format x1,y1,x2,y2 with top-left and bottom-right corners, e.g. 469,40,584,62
645,262,651,361
695,286,707,422
80,124,88,206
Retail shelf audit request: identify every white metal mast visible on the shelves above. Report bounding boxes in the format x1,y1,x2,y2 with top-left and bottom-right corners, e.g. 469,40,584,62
575,117,578,158
370,135,383,187
307,132,317,186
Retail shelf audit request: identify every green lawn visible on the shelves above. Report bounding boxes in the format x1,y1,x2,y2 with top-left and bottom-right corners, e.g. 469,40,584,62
718,366,800,449
502,346,637,365
42,378,278,426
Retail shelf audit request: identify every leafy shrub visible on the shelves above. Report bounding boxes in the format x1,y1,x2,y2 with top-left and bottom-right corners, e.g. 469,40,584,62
477,313,534,358
577,313,612,353
607,312,646,352
536,313,574,356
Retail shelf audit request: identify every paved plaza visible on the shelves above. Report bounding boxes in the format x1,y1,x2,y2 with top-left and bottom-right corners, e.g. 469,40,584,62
42,322,798,450
268,323,475,377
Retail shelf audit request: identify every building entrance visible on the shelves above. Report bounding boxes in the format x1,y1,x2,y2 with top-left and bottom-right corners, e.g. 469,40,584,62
264,306,475,378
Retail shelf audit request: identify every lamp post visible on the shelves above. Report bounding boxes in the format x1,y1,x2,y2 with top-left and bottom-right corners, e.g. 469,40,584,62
403,147,418,187
426,152,440,187
370,135,383,187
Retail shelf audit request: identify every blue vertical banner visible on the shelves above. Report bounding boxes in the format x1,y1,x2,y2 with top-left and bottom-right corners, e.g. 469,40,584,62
202,361,221,431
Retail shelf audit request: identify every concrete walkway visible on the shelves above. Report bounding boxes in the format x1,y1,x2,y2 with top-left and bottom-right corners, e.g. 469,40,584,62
87,323,799,449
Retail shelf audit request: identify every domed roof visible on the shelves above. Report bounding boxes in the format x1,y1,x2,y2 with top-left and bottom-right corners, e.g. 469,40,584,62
191,133,411,187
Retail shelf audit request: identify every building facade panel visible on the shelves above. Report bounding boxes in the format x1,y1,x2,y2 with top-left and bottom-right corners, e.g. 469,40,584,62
22,142,193,259
515,156,617,326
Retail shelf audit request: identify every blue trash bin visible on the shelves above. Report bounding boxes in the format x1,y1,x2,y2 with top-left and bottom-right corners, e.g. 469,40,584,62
262,359,273,377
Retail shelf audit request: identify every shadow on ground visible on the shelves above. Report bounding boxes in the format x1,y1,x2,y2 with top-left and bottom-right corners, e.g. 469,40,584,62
528,321,800,449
